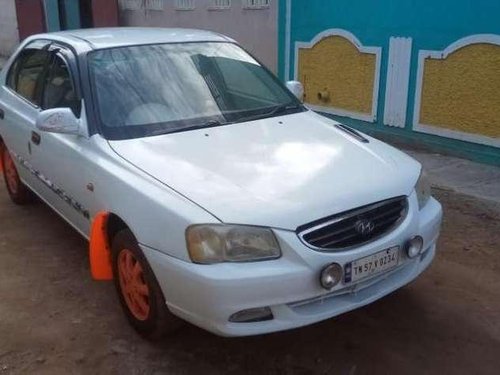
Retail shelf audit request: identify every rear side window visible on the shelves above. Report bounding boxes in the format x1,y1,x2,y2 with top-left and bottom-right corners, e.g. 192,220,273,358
6,49,50,106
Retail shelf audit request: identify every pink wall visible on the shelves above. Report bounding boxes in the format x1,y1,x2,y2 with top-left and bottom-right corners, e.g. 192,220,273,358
15,0,45,40
92,0,119,27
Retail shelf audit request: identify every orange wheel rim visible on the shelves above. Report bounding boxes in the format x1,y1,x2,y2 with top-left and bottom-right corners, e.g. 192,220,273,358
3,149,19,195
117,249,151,321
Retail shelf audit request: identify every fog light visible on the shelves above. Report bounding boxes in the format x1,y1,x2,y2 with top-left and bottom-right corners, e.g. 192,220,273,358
229,307,273,323
405,236,424,258
320,263,343,290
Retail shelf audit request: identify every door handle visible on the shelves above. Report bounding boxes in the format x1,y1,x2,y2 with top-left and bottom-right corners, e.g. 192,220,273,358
0,108,4,119
31,131,41,145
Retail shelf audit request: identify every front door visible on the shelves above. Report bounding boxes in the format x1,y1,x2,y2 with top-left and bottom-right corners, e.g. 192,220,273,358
28,46,95,236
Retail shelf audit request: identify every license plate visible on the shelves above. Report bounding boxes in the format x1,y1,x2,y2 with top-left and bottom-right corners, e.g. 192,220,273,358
344,246,400,284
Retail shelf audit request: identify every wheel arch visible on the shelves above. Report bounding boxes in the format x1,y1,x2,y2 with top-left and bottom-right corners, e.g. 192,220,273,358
89,211,132,281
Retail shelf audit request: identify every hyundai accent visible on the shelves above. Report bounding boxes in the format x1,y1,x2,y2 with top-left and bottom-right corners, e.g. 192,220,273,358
0,28,442,339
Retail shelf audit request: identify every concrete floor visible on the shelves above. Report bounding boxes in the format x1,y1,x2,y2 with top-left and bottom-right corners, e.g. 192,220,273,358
406,149,500,204
0,184,499,374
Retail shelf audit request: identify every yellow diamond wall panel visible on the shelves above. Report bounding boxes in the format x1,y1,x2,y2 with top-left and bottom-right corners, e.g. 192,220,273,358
298,36,376,115
420,43,500,138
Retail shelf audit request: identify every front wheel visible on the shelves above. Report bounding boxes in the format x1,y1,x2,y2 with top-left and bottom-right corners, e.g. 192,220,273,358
111,229,182,340
1,145,31,205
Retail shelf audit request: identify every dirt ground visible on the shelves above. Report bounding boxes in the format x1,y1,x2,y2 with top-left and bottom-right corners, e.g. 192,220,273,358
0,185,499,375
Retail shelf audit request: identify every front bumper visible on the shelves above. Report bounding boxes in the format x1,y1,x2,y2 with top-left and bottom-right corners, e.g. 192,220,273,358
143,193,442,337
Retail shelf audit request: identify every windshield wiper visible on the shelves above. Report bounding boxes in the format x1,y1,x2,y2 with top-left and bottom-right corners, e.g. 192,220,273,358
232,103,303,124
144,104,302,137
185,119,231,131
148,119,228,137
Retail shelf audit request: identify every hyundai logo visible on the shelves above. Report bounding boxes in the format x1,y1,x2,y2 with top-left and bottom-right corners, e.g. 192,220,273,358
355,219,375,236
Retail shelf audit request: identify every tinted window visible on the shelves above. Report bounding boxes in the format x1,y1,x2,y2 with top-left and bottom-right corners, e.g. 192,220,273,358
214,56,279,103
41,55,79,115
7,49,49,105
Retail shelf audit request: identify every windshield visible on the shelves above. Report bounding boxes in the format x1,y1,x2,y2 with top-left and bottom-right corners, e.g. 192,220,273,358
88,42,302,139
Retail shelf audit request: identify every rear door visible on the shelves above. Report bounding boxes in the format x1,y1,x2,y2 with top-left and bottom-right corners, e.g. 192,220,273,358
0,40,51,188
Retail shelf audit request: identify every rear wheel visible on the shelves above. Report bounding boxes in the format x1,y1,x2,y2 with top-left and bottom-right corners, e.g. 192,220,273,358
1,145,31,205
111,229,182,340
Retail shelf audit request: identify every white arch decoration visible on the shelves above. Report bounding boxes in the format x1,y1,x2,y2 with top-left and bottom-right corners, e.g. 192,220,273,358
294,28,382,123
413,34,500,147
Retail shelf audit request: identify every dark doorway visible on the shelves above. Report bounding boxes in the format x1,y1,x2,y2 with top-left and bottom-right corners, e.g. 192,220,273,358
57,0,68,29
80,0,94,28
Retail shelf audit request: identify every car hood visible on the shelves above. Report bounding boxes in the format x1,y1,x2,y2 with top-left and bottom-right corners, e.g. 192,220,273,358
108,111,420,230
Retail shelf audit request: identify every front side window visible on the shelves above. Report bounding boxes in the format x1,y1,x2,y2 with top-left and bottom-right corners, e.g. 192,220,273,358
7,49,50,106
89,42,301,139
41,55,79,116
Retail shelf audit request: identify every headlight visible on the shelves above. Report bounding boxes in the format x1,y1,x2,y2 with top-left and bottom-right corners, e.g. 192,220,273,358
186,224,281,264
415,169,431,210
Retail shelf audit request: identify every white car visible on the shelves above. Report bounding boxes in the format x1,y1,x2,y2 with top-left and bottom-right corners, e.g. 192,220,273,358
0,28,442,339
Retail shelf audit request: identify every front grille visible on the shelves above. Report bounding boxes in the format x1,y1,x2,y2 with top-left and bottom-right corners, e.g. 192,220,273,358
297,196,408,251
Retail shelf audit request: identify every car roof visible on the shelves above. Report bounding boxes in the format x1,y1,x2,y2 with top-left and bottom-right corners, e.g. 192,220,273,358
31,27,234,52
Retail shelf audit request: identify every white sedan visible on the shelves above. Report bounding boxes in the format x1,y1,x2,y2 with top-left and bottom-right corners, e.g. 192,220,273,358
0,28,442,339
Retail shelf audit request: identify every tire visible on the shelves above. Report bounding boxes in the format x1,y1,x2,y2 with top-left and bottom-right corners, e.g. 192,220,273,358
111,229,183,340
1,145,31,205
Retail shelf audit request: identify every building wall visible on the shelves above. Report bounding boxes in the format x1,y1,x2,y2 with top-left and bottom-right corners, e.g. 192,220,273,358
0,0,19,56
279,0,500,165
420,43,500,139
91,0,119,27
119,0,278,72
44,0,62,32
298,34,377,117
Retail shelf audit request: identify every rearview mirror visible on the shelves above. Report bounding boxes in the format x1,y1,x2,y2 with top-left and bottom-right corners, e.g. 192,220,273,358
286,81,304,102
36,108,81,135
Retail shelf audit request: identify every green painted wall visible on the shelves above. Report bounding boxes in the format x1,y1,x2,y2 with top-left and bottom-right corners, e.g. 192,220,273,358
279,0,500,165
44,0,61,32
44,0,81,31
62,0,81,30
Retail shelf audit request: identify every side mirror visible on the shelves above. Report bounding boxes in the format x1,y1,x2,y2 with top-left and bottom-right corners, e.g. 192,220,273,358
286,80,304,102
36,108,81,135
